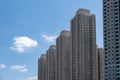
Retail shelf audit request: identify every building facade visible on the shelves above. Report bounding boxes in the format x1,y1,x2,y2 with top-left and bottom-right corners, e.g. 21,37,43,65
71,9,98,80
103,0,120,80
56,30,71,80
98,47,104,80
46,45,56,80
38,54,46,80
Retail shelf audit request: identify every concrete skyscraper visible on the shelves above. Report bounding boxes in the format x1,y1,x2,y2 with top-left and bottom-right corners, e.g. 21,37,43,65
97,47,104,80
71,9,98,80
56,30,71,80
38,8,105,80
38,54,46,80
46,45,56,80
103,0,120,80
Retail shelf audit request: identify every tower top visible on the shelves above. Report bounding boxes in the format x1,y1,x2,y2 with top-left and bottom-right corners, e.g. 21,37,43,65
60,30,70,36
41,54,46,57
49,45,56,49
76,8,90,15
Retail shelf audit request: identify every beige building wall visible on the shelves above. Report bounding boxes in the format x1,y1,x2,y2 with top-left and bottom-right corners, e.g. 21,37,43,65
56,30,71,80
38,54,46,80
71,8,98,80
98,48,104,80
46,45,56,80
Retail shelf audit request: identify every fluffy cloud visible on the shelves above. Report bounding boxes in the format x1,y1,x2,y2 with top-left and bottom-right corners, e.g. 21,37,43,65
42,34,57,42
10,65,28,72
25,76,37,80
0,64,6,69
11,36,38,53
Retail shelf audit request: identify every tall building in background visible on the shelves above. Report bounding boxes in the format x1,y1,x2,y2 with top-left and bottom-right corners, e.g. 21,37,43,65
71,9,98,80
103,0,120,80
56,30,71,80
38,8,105,80
46,45,56,80
38,54,46,80
97,47,104,80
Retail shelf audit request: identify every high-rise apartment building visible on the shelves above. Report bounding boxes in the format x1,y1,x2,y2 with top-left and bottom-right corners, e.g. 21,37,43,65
71,9,98,80
103,0,120,80
56,30,71,80
97,47,104,80
46,45,56,80
38,54,46,80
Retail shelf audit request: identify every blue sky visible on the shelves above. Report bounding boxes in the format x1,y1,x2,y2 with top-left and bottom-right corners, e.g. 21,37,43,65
0,0,103,80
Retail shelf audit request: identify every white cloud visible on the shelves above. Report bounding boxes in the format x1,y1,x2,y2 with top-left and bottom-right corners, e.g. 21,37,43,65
25,76,37,80
10,65,28,72
42,34,57,42
18,68,28,72
0,64,6,69
11,36,38,53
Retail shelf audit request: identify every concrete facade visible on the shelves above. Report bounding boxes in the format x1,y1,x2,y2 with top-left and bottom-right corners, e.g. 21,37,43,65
38,54,46,80
46,45,56,80
56,30,71,80
98,47,104,80
103,0,120,80
71,9,98,80
38,8,104,80
38,45,56,80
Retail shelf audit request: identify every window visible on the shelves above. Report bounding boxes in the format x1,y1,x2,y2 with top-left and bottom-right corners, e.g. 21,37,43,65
116,42,119,45
116,58,120,60
104,34,107,36
105,67,108,69
115,12,118,15
116,69,120,72
116,61,120,64
115,19,118,22
115,35,119,37
116,46,119,49
116,54,120,56
114,1,118,5
114,9,118,11
116,50,119,52
104,30,107,32
105,48,107,51
103,1,106,4
105,56,108,58
117,73,120,76
117,77,120,80
115,39,119,41
115,27,119,30
115,23,118,26
116,65,120,68
105,45,107,47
